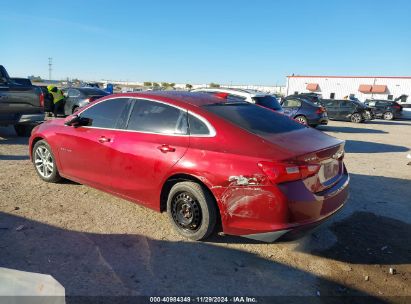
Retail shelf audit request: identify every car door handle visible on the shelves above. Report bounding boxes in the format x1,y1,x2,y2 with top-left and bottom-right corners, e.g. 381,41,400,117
157,145,176,153
98,136,111,143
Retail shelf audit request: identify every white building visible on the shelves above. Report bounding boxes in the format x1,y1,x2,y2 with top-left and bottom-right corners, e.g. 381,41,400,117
286,75,411,102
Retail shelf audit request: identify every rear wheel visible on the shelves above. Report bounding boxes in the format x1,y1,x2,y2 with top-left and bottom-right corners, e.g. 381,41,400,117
383,111,394,120
294,115,308,125
167,181,217,241
32,140,62,183
14,124,33,137
350,112,362,123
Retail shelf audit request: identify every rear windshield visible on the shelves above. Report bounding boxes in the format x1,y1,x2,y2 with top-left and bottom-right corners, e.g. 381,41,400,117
203,103,305,135
252,96,282,111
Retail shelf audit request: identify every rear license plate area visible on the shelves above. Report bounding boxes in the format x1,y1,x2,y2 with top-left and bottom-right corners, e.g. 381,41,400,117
319,159,340,183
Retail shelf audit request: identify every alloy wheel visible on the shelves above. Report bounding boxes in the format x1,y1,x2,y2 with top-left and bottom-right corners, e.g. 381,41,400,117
295,116,307,125
351,113,362,123
34,146,54,178
384,112,393,120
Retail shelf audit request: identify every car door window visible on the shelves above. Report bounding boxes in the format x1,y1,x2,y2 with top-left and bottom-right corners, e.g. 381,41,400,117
127,99,188,135
283,99,301,108
79,98,130,129
322,100,336,108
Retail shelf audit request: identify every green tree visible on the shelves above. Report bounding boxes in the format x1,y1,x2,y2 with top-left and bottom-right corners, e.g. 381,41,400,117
152,82,160,87
185,84,193,90
144,82,152,87
209,82,220,88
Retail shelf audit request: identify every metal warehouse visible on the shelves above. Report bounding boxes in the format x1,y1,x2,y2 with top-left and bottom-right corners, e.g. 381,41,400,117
286,75,411,102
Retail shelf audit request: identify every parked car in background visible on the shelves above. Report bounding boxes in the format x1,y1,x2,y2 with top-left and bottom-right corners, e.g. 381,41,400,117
281,95,328,127
0,65,45,136
63,87,109,115
319,99,375,123
364,99,403,120
192,88,283,112
30,91,349,242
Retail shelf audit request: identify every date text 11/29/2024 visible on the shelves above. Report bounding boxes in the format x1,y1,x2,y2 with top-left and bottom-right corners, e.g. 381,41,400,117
149,296,257,303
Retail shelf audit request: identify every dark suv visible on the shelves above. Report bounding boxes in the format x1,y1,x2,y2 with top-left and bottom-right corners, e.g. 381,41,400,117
364,99,403,120
281,95,328,127
319,99,374,123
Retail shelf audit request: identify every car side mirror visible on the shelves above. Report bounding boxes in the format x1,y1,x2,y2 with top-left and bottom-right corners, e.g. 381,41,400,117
64,115,91,127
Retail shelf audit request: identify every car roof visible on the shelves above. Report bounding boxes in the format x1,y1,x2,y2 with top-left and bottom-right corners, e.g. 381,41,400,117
105,91,240,108
193,87,269,98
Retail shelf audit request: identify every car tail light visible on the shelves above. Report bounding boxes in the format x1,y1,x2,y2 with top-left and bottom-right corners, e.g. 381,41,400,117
39,92,44,108
316,106,326,114
85,98,92,102
258,161,321,184
393,104,402,109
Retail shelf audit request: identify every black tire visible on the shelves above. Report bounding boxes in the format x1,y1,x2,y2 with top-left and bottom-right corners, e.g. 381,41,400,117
294,115,308,125
72,106,79,114
14,124,33,137
310,124,319,128
167,181,217,241
32,140,62,183
350,112,362,123
383,111,394,120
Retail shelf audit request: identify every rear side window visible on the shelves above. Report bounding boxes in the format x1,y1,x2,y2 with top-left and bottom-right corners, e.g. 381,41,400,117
203,103,305,135
282,99,301,108
252,96,282,111
80,98,130,129
127,99,188,135
188,114,210,135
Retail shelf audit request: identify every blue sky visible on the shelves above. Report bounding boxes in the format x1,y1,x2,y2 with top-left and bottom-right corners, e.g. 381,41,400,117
1,0,410,85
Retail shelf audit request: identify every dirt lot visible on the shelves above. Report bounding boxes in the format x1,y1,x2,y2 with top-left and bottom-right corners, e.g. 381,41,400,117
1,119,410,302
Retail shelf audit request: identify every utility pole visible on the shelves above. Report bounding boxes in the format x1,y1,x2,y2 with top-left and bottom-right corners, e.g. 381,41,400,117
48,57,53,81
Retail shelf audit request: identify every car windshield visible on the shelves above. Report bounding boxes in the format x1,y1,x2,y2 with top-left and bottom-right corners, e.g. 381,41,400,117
252,95,282,111
203,103,304,135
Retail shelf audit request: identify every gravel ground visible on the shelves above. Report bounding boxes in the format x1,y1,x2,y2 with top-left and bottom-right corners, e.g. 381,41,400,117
0,119,410,302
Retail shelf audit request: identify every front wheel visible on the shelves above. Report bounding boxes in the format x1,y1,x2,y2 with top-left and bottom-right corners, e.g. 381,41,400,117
350,112,363,123
32,140,62,183
167,181,217,241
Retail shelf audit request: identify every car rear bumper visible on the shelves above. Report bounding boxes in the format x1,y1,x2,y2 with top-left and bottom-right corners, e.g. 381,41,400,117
223,168,349,242
308,117,328,126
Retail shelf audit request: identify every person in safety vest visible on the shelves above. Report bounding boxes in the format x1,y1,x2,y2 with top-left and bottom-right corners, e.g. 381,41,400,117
47,85,65,118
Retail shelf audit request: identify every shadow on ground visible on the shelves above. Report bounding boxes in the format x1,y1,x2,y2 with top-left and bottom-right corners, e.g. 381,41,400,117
318,125,387,134
366,120,411,126
295,173,411,267
0,212,382,302
0,127,29,146
344,140,409,153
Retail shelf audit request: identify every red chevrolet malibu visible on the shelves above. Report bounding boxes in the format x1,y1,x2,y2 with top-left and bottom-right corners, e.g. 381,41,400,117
29,91,349,242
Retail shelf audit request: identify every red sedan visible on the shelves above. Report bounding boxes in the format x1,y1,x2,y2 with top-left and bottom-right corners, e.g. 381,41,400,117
29,91,349,242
